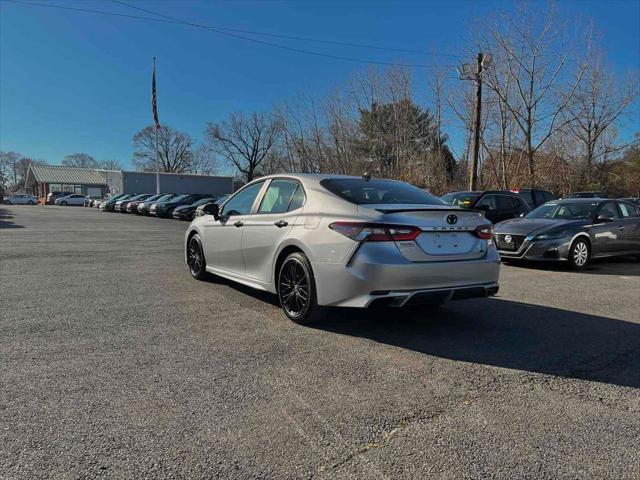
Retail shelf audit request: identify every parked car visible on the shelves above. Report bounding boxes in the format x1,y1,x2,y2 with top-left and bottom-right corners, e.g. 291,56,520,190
127,194,163,213
172,197,217,221
151,194,210,218
83,195,102,207
46,191,74,205
565,191,608,198
185,174,500,324
4,194,39,205
620,197,640,206
100,193,135,212
509,188,556,208
114,193,154,212
194,195,229,219
137,194,178,215
440,190,531,224
55,194,88,206
494,199,640,269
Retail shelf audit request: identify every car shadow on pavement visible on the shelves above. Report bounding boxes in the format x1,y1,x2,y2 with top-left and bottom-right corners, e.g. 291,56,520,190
0,207,24,229
504,257,640,277
312,298,640,389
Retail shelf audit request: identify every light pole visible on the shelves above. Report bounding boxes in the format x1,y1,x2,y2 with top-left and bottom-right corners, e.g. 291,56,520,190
458,53,492,191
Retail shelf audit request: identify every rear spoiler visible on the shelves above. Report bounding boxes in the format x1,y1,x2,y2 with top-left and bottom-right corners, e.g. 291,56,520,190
375,207,484,215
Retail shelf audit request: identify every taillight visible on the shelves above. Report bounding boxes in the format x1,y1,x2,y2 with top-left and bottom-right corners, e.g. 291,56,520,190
474,224,494,239
329,222,421,242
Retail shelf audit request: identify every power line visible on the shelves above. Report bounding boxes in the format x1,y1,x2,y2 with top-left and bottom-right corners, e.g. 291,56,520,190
2,0,458,69
109,0,459,59
110,0,457,68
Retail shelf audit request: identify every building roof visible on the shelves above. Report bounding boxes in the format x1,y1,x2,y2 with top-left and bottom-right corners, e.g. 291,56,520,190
25,165,107,186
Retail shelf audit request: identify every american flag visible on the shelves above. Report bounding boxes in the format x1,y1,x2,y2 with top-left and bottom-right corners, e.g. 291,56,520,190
151,58,160,129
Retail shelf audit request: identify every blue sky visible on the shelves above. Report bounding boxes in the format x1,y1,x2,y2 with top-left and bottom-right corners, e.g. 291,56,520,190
1,0,639,171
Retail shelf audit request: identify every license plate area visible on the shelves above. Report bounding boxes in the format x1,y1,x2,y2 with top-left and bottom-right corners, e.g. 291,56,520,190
416,232,476,255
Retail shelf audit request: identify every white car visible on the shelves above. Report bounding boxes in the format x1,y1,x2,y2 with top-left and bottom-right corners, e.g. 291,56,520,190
55,194,88,206
185,174,500,324
4,194,39,205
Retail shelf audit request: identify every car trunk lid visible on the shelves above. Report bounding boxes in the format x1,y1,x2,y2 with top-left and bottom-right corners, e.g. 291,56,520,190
358,204,490,261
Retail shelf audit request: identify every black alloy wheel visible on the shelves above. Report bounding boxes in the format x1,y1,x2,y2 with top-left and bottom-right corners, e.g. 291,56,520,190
278,252,324,324
187,234,207,280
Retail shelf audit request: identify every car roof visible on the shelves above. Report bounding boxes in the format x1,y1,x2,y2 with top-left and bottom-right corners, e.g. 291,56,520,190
550,198,609,204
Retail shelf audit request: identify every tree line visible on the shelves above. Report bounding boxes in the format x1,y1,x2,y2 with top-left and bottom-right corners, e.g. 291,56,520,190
135,4,638,196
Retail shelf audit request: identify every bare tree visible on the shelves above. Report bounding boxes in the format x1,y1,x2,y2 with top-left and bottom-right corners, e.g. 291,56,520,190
189,143,219,175
62,153,98,168
99,159,123,170
133,125,193,173
481,3,590,184
565,51,638,182
205,112,281,182
0,151,22,191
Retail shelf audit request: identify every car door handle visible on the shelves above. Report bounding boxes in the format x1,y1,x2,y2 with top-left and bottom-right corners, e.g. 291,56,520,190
234,221,244,228
619,226,624,230
274,220,288,228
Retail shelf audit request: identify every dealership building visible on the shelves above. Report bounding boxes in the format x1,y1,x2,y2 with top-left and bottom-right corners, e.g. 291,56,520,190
25,164,234,200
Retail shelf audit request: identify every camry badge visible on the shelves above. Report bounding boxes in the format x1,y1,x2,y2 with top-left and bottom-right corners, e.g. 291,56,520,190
504,235,512,243
446,214,458,225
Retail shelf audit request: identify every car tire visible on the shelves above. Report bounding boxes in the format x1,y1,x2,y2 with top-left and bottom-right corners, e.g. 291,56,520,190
278,252,325,325
4,200,11,205
28,201,35,205
187,234,207,280
568,238,590,270
60,201,67,206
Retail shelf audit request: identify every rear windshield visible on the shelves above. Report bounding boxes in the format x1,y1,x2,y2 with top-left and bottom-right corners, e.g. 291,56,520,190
320,178,444,205
441,192,482,207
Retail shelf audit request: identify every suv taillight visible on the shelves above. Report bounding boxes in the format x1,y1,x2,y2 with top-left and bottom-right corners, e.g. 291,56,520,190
474,225,494,239
329,222,421,242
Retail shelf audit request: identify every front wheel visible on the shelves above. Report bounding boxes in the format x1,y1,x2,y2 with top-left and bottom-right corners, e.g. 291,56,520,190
569,238,590,270
60,201,67,206
187,234,207,280
28,201,35,205
278,252,324,325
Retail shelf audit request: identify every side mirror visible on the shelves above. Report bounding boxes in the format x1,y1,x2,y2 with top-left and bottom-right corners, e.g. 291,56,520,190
202,202,220,220
596,214,613,223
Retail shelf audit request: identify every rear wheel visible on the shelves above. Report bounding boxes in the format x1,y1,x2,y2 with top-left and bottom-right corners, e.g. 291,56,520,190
569,238,590,270
187,234,207,280
278,252,324,325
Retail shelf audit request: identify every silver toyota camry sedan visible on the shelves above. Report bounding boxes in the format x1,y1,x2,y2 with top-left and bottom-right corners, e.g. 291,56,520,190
185,174,501,324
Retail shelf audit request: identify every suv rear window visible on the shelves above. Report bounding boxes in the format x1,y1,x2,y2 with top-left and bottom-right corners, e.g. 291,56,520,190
320,178,444,205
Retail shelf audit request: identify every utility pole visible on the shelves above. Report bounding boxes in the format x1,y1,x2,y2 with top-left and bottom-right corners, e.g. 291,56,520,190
458,52,492,191
470,52,483,191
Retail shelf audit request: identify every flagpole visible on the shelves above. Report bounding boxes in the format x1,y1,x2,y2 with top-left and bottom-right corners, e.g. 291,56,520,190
154,57,160,195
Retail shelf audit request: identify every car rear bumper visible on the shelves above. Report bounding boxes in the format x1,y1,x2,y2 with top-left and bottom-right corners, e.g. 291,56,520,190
311,242,501,307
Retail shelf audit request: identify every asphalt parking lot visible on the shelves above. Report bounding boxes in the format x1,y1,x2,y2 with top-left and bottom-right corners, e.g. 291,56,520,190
1,205,639,479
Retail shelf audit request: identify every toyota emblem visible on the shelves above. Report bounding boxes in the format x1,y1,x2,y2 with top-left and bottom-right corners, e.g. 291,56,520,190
504,235,512,243
446,214,458,225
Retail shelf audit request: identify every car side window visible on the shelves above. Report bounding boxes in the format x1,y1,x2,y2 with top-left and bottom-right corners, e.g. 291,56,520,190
222,181,265,217
618,202,636,218
516,198,530,213
598,202,620,220
476,195,497,210
288,185,306,211
495,195,516,212
258,180,299,214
